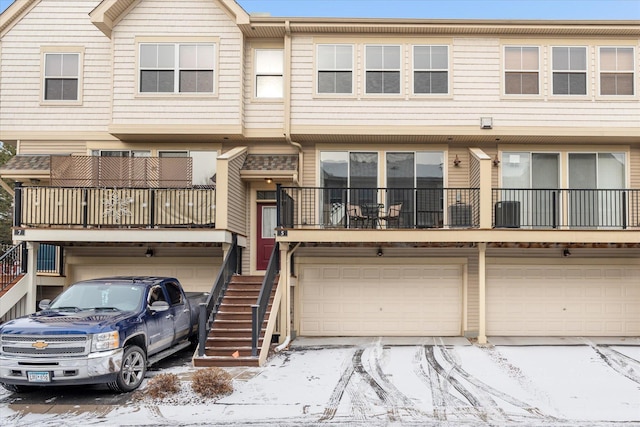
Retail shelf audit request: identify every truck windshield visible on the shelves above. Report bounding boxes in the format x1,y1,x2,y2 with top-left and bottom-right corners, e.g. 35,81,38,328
49,283,144,312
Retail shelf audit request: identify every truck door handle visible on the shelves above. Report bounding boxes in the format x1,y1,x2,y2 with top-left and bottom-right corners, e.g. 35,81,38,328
165,314,174,319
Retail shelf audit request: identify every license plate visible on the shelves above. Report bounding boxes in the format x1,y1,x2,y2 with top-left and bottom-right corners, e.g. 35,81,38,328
27,371,51,383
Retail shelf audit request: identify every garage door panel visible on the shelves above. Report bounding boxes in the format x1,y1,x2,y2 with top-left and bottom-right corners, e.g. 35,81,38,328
300,263,462,336
488,264,639,336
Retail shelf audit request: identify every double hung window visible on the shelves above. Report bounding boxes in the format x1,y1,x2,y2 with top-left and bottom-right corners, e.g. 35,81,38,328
504,46,539,95
255,49,284,98
317,44,353,94
44,53,80,101
413,46,449,94
552,47,587,95
599,47,634,95
139,43,215,93
365,45,401,94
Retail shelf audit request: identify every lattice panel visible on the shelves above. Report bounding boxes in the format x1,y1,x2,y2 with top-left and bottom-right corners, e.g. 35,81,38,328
51,156,193,188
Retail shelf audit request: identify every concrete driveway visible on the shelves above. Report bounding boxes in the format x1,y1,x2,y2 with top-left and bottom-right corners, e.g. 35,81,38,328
1,336,639,426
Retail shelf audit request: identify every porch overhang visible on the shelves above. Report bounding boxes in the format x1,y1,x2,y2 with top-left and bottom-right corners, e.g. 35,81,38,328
275,228,640,246
13,228,245,246
107,124,245,143
240,154,299,185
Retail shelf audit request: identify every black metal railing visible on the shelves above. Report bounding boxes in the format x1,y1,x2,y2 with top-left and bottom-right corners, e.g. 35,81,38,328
197,235,239,357
15,184,216,229
278,186,480,229
0,243,26,292
492,188,640,229
251,243,280,357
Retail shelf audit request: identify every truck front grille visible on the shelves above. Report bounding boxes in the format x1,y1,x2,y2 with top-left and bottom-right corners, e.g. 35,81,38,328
0,334,90,357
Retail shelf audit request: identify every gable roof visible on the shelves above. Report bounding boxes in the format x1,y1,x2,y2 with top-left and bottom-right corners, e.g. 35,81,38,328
0,0,38,37
89,0,250,37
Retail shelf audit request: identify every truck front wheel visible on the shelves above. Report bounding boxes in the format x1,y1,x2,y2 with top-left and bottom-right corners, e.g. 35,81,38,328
108,345,147,393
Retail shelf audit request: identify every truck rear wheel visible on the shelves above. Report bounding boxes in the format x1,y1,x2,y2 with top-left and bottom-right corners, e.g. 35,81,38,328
108,345,146,393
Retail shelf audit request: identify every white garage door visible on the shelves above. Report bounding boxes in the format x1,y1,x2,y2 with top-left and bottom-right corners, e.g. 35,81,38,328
299,262,463,336
71,262,220,293
487,264,640,336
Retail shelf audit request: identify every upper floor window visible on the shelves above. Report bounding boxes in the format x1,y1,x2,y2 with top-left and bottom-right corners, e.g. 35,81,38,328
413,45,448,94
139,43,215,93
44,53,80,101
317,44,353,94
255,49,284,98
552,46,587,95
599,47,634,96
504,46,539,95
365,45,401,94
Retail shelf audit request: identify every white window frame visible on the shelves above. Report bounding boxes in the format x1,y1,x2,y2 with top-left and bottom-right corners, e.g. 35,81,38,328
598,46,635,97
42,51,82,103
254,49,284,99
138,42,216,94
503,46,540,96
412,45,449,95
316,44,354,95
551,46,588,96
365,45,402,95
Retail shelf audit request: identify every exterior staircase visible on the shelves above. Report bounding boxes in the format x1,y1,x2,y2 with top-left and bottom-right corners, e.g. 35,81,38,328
193,275,277,367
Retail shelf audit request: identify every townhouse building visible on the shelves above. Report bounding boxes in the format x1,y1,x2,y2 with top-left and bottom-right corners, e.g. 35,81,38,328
0,0,638,366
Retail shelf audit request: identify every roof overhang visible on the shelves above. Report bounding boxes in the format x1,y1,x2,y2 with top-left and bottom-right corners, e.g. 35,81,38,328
241,17,640,38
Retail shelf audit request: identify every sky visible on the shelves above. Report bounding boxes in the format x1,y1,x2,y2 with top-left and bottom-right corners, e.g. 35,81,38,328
0,0,639,19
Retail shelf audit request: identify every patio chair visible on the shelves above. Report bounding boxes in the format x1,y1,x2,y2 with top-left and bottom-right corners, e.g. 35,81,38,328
379,203,402,228
347,204,366,228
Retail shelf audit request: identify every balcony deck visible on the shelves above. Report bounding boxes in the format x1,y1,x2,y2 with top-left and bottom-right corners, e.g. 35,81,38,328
15,186,216,229
275,186,640,246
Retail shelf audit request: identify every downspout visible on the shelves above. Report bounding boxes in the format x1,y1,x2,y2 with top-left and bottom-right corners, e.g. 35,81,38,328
275,241,301,352
283,20,303,186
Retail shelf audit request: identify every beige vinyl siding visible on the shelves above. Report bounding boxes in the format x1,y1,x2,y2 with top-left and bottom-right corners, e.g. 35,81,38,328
0,0,111,134
225,152,248,235
302,143,316,188
111,0,243,126
18,140,88,155
631,145,640,189
243,42,285,130
288,35,639,131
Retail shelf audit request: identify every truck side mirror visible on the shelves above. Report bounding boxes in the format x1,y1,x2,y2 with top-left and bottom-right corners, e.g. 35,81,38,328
39,299,51,310
149,301,170,312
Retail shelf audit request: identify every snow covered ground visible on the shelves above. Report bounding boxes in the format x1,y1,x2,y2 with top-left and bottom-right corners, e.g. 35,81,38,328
1,337,639,426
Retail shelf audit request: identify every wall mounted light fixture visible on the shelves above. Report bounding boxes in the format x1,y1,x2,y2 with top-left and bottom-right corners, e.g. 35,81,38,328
562,248,571,257
493,155,500,167
265,178,273,184
377,248,383,257
145,247,154,258
453,155,461,167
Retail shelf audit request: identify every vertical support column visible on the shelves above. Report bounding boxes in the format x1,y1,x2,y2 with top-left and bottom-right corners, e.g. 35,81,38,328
25,242,39,314
278,244,289,343
477,242,487,344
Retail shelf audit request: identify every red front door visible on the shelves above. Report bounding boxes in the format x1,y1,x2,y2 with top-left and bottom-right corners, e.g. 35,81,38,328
257,203,276,270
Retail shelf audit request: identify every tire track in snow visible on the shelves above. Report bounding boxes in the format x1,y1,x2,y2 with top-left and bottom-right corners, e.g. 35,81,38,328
318,349,357,421
439,344,561,423
424,345,489,424
352,347,400,422
367,344,425,420
592,345,640,385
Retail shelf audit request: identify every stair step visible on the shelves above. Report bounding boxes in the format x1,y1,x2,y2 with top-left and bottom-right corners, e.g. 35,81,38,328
193,356,259,368
204,346,254,357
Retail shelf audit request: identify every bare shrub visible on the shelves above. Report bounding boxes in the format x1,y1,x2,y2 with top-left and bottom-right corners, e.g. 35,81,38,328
191,367,233,398
143,373,181,399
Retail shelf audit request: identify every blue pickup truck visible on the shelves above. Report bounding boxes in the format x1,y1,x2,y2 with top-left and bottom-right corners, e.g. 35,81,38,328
0,276,207,393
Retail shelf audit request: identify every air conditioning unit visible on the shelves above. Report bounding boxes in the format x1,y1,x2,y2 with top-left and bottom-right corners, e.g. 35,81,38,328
448,203,472,227
494,201,521,228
